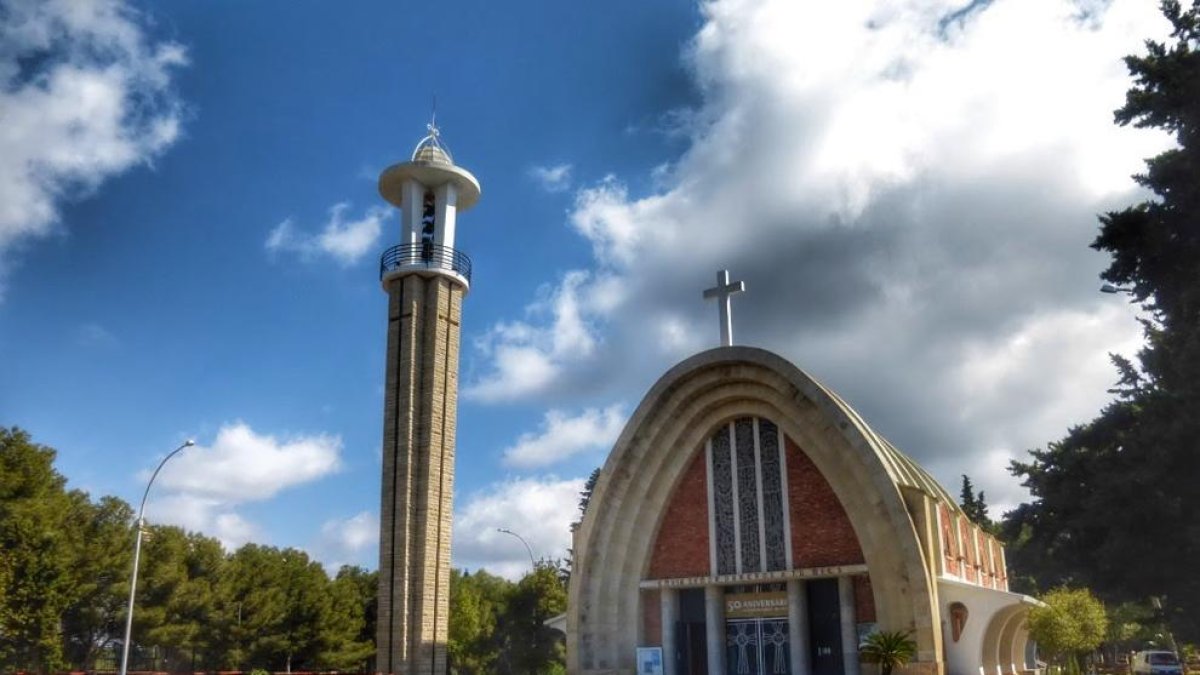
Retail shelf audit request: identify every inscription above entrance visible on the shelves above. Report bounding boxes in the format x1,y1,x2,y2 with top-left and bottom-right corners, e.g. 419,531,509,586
726,591,789,619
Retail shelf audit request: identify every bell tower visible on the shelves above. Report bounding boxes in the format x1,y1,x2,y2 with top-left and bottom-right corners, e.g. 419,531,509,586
375,121,479,675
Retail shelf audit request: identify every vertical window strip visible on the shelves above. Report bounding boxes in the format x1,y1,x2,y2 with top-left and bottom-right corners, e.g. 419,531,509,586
705,439,717,576
758,418,787,572
711,424,736,575
735,417,761,573
753,418,768,571
728,422,743,574
776,423,793,570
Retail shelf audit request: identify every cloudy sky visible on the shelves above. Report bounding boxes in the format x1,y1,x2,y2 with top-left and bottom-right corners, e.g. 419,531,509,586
0,0,1171,579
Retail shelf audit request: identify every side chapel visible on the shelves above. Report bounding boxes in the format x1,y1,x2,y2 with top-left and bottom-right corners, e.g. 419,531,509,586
567,330,1040,675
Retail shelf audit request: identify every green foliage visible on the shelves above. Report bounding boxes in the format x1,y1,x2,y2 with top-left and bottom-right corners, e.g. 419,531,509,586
448,564,568,675
449,569,508,674
1027,587,1108,673
321,566,376,670
1006,0,1200,643
859,630,917,675
60,494,134,670
0,426,574,674
958,475,994,531
0,427,381,674
0,427,74,673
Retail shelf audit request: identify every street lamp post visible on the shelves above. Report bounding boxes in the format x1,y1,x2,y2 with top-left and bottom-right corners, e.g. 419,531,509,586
496,527,537,569
497,528,540,674
118,439,194,675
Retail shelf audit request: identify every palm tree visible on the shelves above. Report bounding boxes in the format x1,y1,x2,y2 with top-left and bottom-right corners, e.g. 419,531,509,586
860,630,918,675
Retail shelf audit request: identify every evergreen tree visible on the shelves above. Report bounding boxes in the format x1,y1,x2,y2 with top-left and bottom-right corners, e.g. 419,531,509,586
322,566,375,671
0,427,74,673
958,475,993,531
1008,0,1200,642
60,494,135,670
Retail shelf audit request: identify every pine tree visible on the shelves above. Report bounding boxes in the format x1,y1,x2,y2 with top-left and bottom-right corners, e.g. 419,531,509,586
1008,0,1200,643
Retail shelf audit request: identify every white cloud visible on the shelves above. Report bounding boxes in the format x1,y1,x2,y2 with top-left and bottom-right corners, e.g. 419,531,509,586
265,202,388,266
0,0,187,292
465,0,1170,509
146,422,343,549
149,493,263,550
502,405,627,469
452,476,585,580
314,510,379,572
465,270,617,402
528,163,573,193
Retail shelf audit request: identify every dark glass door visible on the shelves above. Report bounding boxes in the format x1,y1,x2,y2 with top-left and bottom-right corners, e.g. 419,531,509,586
807,579,844,675
676,621,709,675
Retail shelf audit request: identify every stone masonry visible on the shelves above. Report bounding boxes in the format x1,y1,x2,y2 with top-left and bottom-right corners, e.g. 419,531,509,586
377,273,463,675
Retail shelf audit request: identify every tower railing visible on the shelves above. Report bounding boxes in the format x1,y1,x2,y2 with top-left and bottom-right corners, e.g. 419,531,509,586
379,242,472,283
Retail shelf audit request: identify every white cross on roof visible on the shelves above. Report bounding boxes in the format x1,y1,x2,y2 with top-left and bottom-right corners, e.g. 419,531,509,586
703,269,745,347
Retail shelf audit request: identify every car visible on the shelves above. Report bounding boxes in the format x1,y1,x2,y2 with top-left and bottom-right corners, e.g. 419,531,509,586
1132,651,1183,675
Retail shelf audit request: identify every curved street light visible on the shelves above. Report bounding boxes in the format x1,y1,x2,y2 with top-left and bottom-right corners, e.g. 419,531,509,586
118,439,194,675
496,527,537,570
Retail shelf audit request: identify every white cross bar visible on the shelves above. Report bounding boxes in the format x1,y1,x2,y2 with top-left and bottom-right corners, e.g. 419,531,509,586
703,269,745,347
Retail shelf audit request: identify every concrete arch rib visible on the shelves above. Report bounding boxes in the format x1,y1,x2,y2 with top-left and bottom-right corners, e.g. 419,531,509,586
567,347,942,675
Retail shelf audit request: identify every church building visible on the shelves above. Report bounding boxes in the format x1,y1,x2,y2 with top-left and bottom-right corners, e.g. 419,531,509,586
566,293,1040,675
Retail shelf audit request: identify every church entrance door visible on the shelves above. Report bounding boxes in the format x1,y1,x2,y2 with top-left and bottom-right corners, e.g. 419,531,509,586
807,579,844,675
725,617,790,675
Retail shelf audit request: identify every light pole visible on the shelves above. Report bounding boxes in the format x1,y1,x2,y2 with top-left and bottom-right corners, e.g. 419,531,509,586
497,527,540,674
118,439,194,675
496,527,537,569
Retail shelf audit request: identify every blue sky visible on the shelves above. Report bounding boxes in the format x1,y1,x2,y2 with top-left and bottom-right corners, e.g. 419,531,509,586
0,0,1173,577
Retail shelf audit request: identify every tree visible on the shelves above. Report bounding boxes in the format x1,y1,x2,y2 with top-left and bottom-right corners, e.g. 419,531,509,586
321,566,375,671
860,630,917,675
571,467,601,533
503,564,568,675
449,569,510,674
1026,588,1108,675
958,475,992,530
1007,0,1200,642
60,494,134,670
0,427,74,673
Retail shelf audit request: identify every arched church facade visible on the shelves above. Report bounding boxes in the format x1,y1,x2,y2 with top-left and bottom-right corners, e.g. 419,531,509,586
567,347,1038,675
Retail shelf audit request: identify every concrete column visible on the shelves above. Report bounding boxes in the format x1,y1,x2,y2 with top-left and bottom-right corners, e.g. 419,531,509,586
788,580,811,675
401,179,423,245
706,585,726,675
662,588,679,675
435,183,457,248
838,576,860,675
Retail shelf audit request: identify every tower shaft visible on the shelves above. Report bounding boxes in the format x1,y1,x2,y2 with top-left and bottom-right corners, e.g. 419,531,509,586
377,273,463,675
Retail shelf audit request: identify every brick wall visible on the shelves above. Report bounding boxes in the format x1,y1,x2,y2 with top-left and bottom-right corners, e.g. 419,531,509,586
647,433,868,577
648,447,711,578
959,517,977,584
642,589,662,646
939,504,960,577
786,437,865,568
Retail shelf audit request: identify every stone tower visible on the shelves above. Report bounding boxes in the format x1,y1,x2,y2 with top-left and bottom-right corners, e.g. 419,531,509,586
375,122,479,675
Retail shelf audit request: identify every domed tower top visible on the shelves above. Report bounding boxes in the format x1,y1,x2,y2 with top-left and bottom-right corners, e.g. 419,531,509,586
377,120,481,291
410,127,454,165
